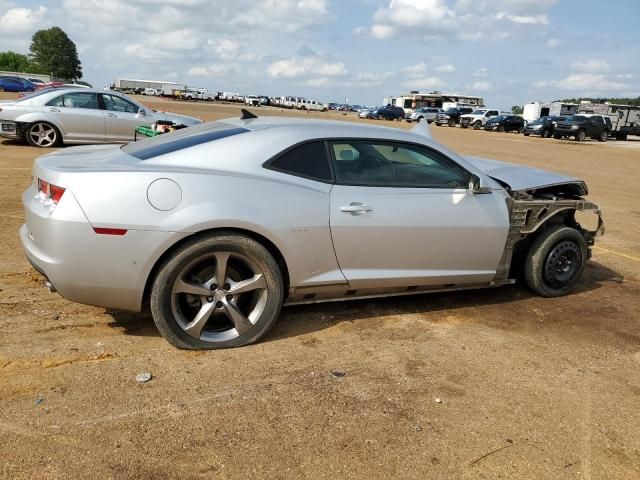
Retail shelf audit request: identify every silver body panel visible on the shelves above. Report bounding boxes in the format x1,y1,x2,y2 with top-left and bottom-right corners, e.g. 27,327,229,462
20,117,602,312
0,88,201,144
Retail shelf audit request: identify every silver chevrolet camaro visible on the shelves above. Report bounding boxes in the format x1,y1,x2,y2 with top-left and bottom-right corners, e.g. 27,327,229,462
20,113,604,349
0,88,201,147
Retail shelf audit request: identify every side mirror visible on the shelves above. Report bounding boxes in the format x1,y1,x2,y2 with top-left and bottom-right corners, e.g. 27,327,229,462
469,174,492,194
136,108,146,117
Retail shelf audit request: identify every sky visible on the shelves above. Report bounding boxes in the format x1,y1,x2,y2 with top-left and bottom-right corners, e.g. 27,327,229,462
1,0,639,109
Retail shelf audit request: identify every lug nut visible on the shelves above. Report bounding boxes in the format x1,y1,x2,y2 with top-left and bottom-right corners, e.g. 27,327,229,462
206,296,214,303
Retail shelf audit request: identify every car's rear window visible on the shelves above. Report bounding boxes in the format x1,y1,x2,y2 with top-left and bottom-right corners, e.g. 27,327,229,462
123,122,248,160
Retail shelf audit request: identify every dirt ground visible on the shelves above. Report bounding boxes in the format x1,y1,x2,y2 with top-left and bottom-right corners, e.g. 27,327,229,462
1,94,639,479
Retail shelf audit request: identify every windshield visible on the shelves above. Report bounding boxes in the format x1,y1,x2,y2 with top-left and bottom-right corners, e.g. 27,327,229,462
569,115,587,122
123,122,248,160
471,109,487,115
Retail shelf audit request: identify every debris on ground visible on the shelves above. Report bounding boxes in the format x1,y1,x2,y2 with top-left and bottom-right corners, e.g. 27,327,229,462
434,397,442,403
35,397,43,405
135,372,153,383
329,370,346,379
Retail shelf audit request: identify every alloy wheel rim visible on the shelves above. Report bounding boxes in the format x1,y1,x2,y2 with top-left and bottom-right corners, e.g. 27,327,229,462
29,123,57,147
171,251,268,342
542,240,581,288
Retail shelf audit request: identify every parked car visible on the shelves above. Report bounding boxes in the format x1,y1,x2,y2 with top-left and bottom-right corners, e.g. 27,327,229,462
20,114,604,349
460,109,500,129
245,95,261,107
435,107,474,126
373,105,405,121
0,88,201,147
523,115,567,138
484,115,526,133
143,88,159,96
407,107,442,123
553,114,612,142
359,107,377,118
0,76,36,93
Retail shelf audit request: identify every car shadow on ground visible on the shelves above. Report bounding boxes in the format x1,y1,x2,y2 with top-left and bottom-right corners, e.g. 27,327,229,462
107,261,623,341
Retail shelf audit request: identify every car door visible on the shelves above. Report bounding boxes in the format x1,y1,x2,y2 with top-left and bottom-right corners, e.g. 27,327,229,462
44,92,105,142
100,93,148,142
328,140,510,288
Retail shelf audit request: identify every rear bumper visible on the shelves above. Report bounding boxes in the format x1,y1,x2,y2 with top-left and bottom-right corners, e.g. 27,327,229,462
20,185,181,312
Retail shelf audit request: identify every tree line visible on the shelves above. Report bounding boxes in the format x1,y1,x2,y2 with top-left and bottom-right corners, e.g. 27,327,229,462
0,27,82,81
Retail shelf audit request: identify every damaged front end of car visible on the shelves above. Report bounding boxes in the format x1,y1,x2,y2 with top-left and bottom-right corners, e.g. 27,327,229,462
494,181,604,283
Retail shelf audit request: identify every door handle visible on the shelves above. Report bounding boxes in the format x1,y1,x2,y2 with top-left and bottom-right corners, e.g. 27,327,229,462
47,108,60,112
340,202,372,215
105,113,117,117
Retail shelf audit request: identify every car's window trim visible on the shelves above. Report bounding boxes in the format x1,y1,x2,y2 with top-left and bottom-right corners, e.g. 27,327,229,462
327,138,472,189
262,139,336,184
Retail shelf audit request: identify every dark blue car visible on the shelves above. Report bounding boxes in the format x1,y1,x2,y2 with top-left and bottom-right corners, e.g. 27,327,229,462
0,77,36,93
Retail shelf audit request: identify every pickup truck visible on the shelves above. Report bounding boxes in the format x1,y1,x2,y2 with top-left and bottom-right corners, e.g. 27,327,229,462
435,107,474,126
460,109,500,129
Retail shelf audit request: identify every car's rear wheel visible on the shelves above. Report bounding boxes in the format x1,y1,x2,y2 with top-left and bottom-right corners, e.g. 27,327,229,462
575,130,586,141
553,134,561,139
518,126,525,134
26,122,61,148
541,129,551,138
473,121,482,129
150,233,284,349
448,119,456,127
598,130,608,142
524,226,587,297
376,114,382,120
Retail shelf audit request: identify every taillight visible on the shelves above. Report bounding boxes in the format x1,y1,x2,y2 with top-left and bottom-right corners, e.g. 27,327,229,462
37,177,65,204
93,227,127,236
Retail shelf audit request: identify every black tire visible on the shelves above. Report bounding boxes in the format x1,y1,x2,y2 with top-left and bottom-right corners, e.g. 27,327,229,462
150,233,284,349
497,125,505,132
575,130,586,141
473,121,482,129
553,134,561,139
598,130,608,142
376,114,382,120
448,119,456,127
25,121,61,148
0,86,4,92
523,133,530,136
524,226,587,297
518,126,525,134
541,129,551,138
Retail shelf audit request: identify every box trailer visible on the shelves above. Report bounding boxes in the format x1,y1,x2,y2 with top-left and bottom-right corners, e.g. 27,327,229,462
523,102,578,122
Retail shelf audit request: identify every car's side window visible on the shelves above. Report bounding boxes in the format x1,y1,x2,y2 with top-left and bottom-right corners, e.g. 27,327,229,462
50,92,99,109
330,140,470,188
266,141,333,183
102,94,139,113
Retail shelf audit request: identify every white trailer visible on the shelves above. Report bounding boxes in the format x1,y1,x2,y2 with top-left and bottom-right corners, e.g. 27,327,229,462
522,102,578,122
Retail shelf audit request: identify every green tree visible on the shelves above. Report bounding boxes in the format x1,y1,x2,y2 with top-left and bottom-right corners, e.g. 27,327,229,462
511,105,523,115
30,27,82,81
0,51,35,72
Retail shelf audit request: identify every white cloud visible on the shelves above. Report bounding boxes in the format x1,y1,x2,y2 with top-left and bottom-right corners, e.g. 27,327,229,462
367,0,555,40
473,67,488,77
403,63,426,78
571,59,610,73
188,63,240,77
208,38,241,61
231,0,329,32
403,76,445,90
533,74,632,93
267,55,347,79
0,5,47,33
436,64,456,73
495,12,548,25
470,81,492,91
546,38,560,48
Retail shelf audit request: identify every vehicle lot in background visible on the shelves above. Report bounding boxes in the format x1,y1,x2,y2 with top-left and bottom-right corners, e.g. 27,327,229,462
1,94,640,479
554,114,612,142
435,106,473,126
407,107,442,123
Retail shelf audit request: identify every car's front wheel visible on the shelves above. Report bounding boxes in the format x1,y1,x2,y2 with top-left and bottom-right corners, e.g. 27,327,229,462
524,226,587,297
541,129,551,138
150,233,285,349
448,119,456,127
26,122,61,148
575,130,586,141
